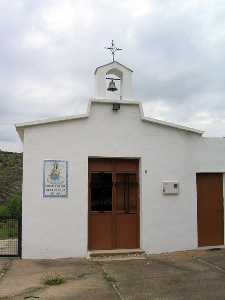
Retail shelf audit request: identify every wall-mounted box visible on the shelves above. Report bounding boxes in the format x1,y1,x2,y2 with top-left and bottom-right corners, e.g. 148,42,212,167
162,181,179,195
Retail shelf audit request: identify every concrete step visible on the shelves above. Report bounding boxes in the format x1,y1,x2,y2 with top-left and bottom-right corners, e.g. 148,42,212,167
89,248,146,259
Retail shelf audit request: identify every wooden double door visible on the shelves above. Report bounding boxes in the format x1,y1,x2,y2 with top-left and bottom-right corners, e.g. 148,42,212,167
88,158,140,250
197,173,224,247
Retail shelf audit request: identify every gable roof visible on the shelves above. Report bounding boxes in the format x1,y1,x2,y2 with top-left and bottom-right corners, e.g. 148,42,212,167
15,99,204,141
94,61,133,74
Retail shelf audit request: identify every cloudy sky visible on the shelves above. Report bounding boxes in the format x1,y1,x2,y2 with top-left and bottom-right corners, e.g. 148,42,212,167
1,0,225,152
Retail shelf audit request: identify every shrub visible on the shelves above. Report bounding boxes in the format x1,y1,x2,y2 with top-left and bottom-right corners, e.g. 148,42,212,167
6,193,22,218
0,205,9,217
0,192,21,218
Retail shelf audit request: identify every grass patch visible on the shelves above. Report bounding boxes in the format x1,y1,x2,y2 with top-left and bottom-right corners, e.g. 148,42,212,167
42,273,65,286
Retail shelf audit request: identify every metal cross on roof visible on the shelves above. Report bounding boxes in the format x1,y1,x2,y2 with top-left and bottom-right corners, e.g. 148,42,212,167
105,40,122,62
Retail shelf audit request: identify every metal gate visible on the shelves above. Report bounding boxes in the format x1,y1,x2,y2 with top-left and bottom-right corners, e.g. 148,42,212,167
0,217,21,257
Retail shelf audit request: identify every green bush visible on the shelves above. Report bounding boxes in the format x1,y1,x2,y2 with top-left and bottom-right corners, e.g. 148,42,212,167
0,205,9,217
0,192,21,218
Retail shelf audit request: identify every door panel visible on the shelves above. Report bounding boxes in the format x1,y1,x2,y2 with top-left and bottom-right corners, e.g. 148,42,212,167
115,173,138,213
88,214,113,250
115,214,139,249
197,173,224,247
90,173,112,212
128,174,138,213
89,158,139,173
114,173,139,249
115,173,127,212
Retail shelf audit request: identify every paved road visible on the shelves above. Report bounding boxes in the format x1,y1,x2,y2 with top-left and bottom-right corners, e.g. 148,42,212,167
1,249,225,299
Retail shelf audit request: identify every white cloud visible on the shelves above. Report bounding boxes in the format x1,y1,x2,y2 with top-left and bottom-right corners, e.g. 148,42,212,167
42,1,94,33
24,30,49,49
121,0,154,17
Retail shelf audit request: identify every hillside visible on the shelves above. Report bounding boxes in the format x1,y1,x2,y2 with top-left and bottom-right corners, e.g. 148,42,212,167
0,150,22,203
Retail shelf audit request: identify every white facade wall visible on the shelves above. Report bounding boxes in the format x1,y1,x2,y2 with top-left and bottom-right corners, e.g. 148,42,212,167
21,102,225,258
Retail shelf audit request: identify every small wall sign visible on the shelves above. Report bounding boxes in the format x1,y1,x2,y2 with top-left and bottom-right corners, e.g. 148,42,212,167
43,160,68,198
162,181,179,195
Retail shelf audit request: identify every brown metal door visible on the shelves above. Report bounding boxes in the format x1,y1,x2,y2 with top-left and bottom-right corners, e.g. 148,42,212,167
197,173,224,247
88,158,139,250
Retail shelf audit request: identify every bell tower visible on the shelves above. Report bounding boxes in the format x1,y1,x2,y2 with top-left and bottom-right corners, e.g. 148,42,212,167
94,41,133,101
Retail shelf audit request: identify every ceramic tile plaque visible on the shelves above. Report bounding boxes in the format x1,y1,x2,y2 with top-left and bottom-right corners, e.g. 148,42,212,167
43,160,68,198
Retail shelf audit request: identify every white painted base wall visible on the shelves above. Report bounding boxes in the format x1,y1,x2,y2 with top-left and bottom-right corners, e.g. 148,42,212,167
21,101,225,258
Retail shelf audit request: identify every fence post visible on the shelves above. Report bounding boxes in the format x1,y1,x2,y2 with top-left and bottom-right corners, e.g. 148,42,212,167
18,217,22,258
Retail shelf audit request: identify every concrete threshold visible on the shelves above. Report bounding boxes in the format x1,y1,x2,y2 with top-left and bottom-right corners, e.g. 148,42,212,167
197,245,225,251
88,248,145,258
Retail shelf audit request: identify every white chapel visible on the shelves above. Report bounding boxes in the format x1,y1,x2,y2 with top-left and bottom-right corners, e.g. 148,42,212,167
16,42,225,258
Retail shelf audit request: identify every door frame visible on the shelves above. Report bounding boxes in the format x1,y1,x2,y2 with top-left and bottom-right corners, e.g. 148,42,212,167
88,157,140,250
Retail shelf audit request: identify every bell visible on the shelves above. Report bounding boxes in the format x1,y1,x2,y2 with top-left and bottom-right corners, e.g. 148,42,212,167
107,79,117,92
